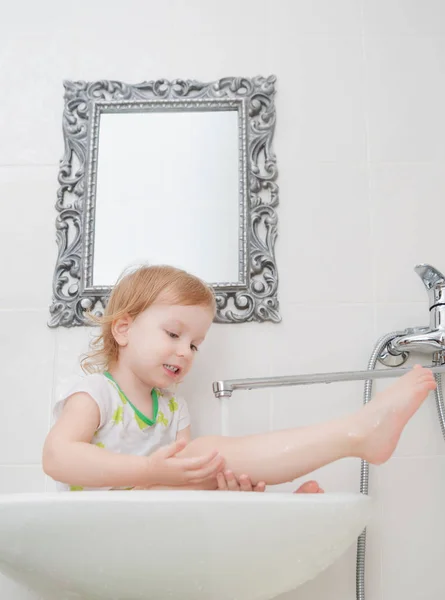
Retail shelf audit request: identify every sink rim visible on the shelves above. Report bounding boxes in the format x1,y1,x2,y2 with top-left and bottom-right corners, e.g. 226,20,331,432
0,490,372,505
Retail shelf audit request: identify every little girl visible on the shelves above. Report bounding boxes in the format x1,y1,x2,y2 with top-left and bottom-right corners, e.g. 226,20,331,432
43,265,436,492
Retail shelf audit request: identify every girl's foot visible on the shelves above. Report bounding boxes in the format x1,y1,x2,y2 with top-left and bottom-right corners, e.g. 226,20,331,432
357,365,436,464
294,480,324,494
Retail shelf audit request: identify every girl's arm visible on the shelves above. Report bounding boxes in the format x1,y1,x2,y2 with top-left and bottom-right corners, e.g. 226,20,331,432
176,426,192,444
43,392,156,488
42,394,223,488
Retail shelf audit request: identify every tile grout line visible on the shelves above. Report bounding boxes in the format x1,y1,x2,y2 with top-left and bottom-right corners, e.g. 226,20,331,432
359,0,378,344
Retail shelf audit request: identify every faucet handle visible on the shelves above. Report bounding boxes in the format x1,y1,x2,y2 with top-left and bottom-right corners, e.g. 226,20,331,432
415,263,445,307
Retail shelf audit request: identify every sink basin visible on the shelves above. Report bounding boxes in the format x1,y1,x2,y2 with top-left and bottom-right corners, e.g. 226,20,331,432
0,491,372,600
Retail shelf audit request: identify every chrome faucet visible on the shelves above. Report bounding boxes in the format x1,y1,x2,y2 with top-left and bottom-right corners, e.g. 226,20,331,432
212,263,445,398
379,264,445,367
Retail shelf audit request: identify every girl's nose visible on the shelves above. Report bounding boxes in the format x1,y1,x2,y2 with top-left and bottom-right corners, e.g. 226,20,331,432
177,343,192,358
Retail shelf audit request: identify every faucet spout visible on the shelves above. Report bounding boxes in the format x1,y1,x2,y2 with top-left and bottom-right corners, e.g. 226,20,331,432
212,365,445,398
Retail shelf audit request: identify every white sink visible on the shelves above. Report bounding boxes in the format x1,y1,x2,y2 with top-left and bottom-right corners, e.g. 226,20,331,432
0,491,372,600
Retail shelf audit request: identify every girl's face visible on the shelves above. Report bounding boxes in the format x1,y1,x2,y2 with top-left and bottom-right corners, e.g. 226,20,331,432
116,298,214,389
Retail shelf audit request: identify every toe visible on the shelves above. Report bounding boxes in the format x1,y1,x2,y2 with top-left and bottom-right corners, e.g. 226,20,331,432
295,480,320,494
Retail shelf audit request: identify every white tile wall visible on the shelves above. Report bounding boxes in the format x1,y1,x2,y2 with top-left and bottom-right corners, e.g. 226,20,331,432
269,0,363,35
0,168,57,309
0,311,55,464
370,163,445,303
363,0,445,35
269,35,367,162
277,162,372,305
378,457,445,600
0,467,45,493
365,35,445,162
1,1,445,599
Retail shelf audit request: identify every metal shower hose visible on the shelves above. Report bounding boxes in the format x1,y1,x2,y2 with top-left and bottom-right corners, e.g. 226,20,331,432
356,332,445,600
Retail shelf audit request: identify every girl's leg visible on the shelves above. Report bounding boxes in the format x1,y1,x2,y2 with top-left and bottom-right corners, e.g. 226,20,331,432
179,365,436,487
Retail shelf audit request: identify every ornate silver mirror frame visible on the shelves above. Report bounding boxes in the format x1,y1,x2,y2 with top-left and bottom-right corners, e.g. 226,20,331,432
49,76,280,327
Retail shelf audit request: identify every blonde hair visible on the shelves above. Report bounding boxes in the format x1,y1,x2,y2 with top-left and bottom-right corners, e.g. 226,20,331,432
81,264,216,374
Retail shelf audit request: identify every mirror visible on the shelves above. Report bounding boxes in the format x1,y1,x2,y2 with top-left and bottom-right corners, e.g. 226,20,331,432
93,110,240,286
49,76,280,327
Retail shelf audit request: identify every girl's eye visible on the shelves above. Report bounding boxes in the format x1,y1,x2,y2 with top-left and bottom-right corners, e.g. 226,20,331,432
167,331,179,339
191,344,198,352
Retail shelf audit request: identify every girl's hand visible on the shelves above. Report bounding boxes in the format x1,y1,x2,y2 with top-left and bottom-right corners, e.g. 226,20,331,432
216,470,266,492
146,439,225,486
216,474,325,494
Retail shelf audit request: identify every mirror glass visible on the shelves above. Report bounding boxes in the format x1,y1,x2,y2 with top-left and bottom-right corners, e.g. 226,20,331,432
93,110,240,286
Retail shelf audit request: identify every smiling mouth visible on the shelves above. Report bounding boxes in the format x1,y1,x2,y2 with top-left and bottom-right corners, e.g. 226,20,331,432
163,364,181,375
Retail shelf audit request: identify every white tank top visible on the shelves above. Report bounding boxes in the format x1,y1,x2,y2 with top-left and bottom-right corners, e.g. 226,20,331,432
52,373,190,491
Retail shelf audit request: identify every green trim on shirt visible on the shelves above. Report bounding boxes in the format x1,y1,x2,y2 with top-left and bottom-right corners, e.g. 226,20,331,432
104,372,159,427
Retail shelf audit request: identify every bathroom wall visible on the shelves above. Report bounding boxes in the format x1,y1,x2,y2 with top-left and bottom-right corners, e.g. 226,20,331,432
1,1,445,598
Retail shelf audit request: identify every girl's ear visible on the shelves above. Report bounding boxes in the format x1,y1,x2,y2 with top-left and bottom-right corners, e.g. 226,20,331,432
111,314,132,347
